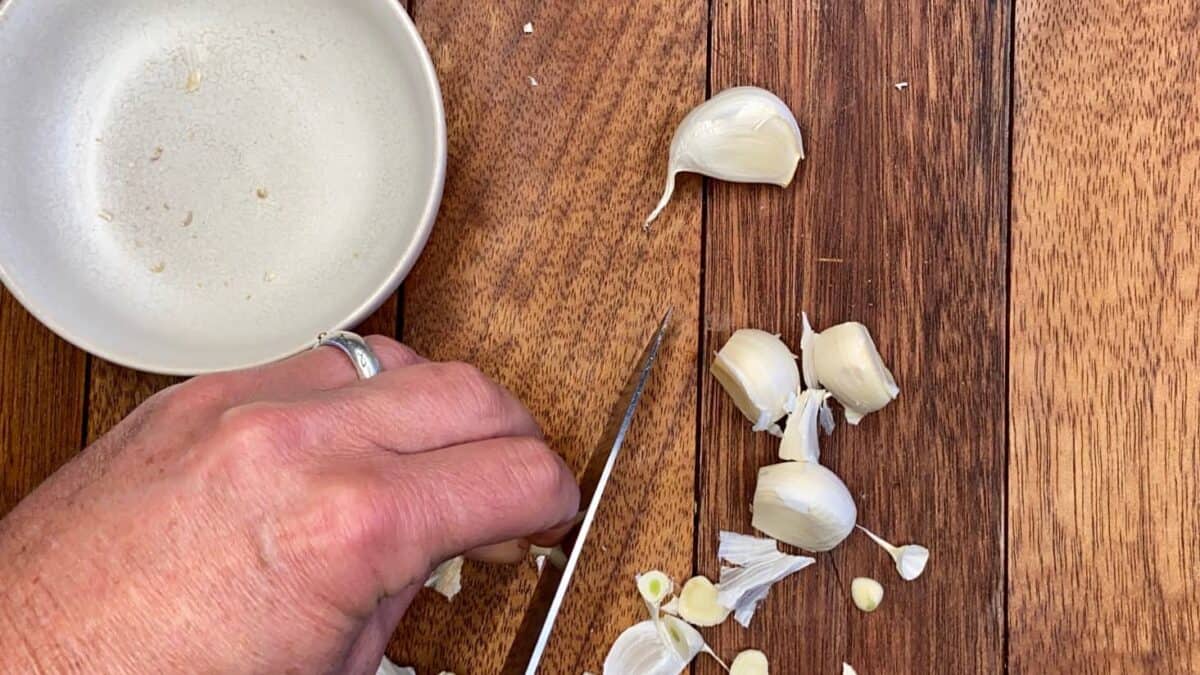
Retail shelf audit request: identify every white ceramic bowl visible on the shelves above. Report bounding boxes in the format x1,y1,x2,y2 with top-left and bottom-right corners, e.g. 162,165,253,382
0,0,445,374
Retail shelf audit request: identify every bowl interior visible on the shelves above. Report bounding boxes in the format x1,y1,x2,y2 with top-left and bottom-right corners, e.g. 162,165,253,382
0,0,444,373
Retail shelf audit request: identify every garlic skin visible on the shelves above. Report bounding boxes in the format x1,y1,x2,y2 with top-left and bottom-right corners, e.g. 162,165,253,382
730,650,770,675
850,576,884,612
778,388,833,462
717,530,780,566
676,575,731,627
645,86,805,227
858,525,930,580
752,461,857,551
712,329,801,431
376,657,415,675
424,556,464,600
801,313,899,424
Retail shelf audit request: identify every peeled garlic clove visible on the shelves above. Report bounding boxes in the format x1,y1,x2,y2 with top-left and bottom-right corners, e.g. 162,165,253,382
646,86,804,227
801,313,899,425
730,649,770,675
850,576,884,612
858,525,929,580
604,620,692,675
752,461,857,551
778,388,832,462
716,550,814,615
717,530,780,566
712,329,801,431
676,575,731,627
424,556,464,600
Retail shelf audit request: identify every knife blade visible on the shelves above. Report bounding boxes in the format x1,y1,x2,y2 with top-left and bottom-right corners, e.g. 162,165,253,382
499,308,673,674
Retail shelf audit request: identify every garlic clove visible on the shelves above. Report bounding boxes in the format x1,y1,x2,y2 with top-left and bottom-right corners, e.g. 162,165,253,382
376,657,415,675
717,530,780,566
604,620,692,675
850,576,884,612
645,86,804,227
730,649,770,675
637,570,675,618
711,329,801,431
801,313,899,424
778,388,832,462
716,550,814,614
424,556,464,600
676,575,732,627
857,525,929,580
752,461,857,551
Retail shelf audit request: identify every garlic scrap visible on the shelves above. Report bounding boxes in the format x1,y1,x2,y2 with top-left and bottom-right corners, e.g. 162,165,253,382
424,556,464,600
717,530,779,566
645,86,805,227
858,525,929,580
712,329,801,431
752,461,857,551
801,313,899,425
778,388,833,463
637,570,674,618
676,575,731,626
843,663,859,675
731,583,770,628
716,549,814,627
850,576,884,612
730,649,770,675
376,657,415,675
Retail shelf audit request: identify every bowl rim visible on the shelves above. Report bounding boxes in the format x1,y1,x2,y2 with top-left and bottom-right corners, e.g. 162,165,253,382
0,0,447,375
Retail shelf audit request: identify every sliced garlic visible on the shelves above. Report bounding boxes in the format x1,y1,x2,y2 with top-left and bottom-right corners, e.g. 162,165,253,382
376,656,415,675
717,530,780,566
604,620,693,675
676,575,731,627
801,313,899,424
858,525,929,580
752,461,857,551
424,556,464,600
712,329,801,431
730,649,770,675
637,570,674,617
850,577,884,612
778,388,833,462
645,86,805,227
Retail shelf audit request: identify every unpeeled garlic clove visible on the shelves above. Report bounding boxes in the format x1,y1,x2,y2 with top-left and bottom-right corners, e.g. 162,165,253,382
676,575,731,627
857,525,929,580
712,329,801,432
850,576,884,612
730,649,770,675
752,461,857,551
645,86,805,227
801,312,899,424
778,388,833,462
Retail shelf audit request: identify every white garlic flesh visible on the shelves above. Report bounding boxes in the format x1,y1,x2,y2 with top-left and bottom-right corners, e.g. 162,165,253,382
730,649,770,675
645,86,805,227
604,620,694,675
858,525,930,580
712,329,801,431
637,570,674,617
752,461,857,551
778,388,833,463
676,575,731,627
801,313,899,424
850,576,884,612
843,663,859,675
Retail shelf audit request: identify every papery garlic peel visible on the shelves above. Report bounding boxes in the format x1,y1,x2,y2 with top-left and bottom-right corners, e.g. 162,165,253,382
730,649,770,675
778,388,832,462
676,575,731,627
850,576,884,612
801,313,899,425
858,525,930,580
645,86,804,227
752,461,857,551
712,329,801,431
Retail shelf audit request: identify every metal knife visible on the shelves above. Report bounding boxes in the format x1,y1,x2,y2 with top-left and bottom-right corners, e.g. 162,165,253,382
499,308,673,674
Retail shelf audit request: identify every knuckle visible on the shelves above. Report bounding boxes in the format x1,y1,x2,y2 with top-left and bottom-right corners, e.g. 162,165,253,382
153,375,234,417
213,402,299,451
437,361,509,419
364,335,420,369
501,437,577,509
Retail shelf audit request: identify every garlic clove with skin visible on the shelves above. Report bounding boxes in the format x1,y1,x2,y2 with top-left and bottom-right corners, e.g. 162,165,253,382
801,312,899,425
676,575,732,627
752,461,857,551
730,649,770,675
712,329,801,432
645,86,805,228
857,525,930,580
778,388,833,462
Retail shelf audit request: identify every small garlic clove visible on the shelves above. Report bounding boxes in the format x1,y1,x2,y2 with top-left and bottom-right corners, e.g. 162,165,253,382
604,620,692,675
717,530,780,566
645,86,804,227
850,577,884,612
424,556,464,600
801,313,899,425
676,575,732,627
752,461,857,551
778,388,832,462
711,329,801,431
376,657,416,675
730,649,770,675
857,525,930,581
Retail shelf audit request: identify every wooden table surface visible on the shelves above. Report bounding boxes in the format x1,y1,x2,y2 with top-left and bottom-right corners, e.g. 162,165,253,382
2,0,1198,672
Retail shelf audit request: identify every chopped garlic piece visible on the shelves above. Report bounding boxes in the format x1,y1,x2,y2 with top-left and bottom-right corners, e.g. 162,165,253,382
676,576,730,627
424,556,464,599
522,21,534,33
858,525,929,580
730,649,769,675
604,620,694,675
850,577,884,612
661,596,680,615
637,570,674,617
717,531,779,566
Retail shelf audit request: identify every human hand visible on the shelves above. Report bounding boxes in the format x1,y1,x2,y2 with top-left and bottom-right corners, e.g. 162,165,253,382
0,337,579,674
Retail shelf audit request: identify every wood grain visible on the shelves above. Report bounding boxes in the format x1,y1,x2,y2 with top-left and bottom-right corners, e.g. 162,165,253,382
0,290,88,516
698,1,1010,673
1009,1,1200,671
387,1,705,672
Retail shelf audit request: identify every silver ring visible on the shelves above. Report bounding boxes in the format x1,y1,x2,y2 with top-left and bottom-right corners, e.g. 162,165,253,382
314,330,382,380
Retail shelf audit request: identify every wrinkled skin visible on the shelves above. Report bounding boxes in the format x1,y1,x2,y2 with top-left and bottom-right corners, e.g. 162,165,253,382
0,337,579,674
